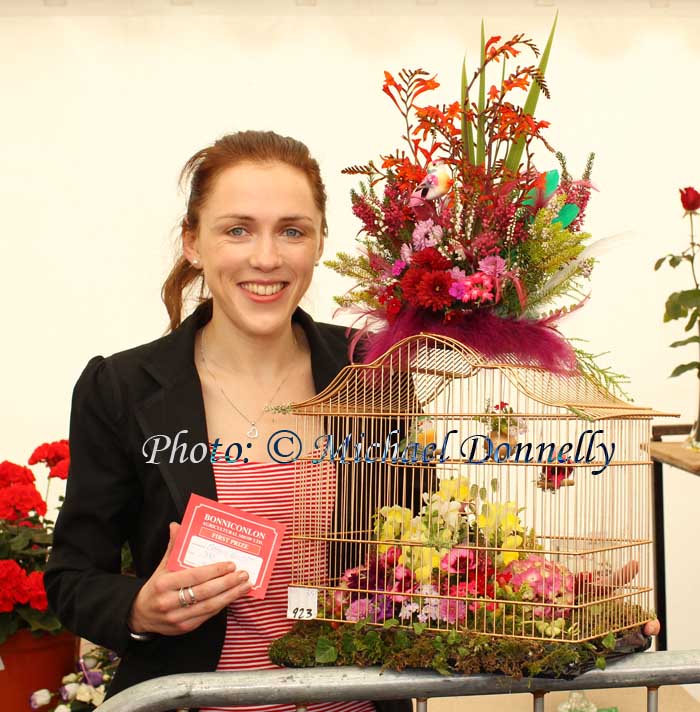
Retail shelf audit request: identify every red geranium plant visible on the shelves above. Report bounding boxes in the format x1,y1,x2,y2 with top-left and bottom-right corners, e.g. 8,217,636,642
0,440,70,645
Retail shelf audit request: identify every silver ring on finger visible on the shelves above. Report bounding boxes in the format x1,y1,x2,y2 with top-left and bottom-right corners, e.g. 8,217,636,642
186,585,196,605
178,587,190,608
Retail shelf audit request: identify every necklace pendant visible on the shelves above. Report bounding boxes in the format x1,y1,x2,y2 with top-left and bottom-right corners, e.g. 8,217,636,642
247,423,259,439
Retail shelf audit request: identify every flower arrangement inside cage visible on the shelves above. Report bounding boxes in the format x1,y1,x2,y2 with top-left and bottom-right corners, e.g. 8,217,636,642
269,330,662,678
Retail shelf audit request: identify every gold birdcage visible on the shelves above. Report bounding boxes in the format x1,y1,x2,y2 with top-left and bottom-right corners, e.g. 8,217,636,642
288,333,669,643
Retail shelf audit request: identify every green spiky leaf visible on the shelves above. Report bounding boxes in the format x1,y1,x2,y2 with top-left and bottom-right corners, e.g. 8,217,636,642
505,11,558,172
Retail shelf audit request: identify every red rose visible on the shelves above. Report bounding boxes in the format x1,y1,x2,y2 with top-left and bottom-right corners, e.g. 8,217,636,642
0,560,29,612
0,460,35,488
680,187,700,213
0,483,47,521
25,571,48,611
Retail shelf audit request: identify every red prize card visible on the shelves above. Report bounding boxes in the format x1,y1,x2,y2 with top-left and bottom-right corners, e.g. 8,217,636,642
167,494,286,600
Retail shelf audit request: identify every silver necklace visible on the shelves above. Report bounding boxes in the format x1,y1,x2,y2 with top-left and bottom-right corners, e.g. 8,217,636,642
199,327,299,439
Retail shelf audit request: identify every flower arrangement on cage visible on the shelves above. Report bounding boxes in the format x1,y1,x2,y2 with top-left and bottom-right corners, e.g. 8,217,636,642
0,441,70,645
326,18,627,394
273,471,656,676
30,645,119,711
317,475,582,634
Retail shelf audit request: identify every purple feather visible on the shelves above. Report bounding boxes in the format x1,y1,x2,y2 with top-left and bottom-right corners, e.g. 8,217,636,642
352,307,579,375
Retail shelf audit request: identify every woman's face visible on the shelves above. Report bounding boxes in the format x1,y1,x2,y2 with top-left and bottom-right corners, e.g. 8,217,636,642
184,160,324,338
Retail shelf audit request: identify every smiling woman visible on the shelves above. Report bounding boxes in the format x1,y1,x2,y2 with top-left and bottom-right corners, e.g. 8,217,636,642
181,161,324,341
44,131,411,712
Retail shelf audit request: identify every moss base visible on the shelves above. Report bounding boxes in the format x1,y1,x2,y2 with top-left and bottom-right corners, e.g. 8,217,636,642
269,620,652,679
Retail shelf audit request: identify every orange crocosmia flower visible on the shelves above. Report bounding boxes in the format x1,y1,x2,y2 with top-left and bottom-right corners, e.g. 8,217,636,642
413,75,440,100
382,70,401,91
382,70,403,112
381,156,425,192
444,101,462,120
504,76,529,92
488,85,500,101
484,35,502,56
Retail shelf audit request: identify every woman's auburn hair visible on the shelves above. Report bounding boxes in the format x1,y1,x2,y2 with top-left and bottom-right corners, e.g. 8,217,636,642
161,130,329,333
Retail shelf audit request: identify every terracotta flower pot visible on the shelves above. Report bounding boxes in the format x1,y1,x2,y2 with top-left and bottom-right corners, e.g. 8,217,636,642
0,629,77,712
486,430,518,462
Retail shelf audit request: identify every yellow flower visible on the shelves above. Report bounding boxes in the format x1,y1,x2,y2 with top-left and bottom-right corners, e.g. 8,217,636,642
400,518,429,544
500,534,523,565
477,502,523,537
408,546,442,583
380,505,412,531
436,476,470,502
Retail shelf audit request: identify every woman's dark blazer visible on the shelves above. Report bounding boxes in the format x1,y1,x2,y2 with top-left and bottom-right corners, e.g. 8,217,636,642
44,299,413,712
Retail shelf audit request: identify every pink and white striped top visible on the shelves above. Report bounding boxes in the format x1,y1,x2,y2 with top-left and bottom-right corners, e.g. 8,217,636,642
199,457,375,712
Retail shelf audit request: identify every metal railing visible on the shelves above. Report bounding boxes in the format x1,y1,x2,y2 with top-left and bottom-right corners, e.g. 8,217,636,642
97,649,700,712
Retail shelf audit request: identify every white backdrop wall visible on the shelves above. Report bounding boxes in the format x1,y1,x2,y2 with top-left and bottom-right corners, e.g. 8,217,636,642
1,0,699,695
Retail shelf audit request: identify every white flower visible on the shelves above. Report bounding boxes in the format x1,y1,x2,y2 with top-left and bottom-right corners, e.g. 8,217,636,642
75,684,94,703
398,601,419,620
61,673,79,684
60,682,80,701
82,655,98,669
91,685,106,706
55,705,71,712
30,689,52,709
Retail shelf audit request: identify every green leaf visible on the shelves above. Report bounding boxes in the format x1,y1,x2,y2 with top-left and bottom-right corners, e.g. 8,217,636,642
16,607,63,634
670,361,700,378
595,656,607,670
664,290,700,322
341,632,356,656
9,532,30,552
395,629,410,649
686,310,700,332
505,11,558,173
413,622,427,635
654,257,666,271
670,335,700,348
382,618,399,629
601,632,616,651
461,55,475,166
669,255,683,267
479,487,488,501
315,636,338,664
476,20,486,166
490,477,499,493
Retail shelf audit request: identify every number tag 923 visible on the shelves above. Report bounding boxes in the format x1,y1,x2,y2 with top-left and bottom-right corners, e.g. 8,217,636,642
286,586,318,620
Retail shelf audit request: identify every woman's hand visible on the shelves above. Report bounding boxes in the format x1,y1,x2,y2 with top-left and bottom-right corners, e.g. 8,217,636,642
127,522,253,636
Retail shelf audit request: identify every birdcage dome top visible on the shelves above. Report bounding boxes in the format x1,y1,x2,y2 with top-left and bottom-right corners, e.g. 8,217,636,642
291,332,674,421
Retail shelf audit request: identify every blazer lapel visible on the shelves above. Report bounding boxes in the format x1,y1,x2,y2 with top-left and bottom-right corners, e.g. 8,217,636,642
133,300,350,518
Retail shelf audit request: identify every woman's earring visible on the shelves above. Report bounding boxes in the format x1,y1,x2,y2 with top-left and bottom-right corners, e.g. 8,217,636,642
314,260,320,266
192,258,200,267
